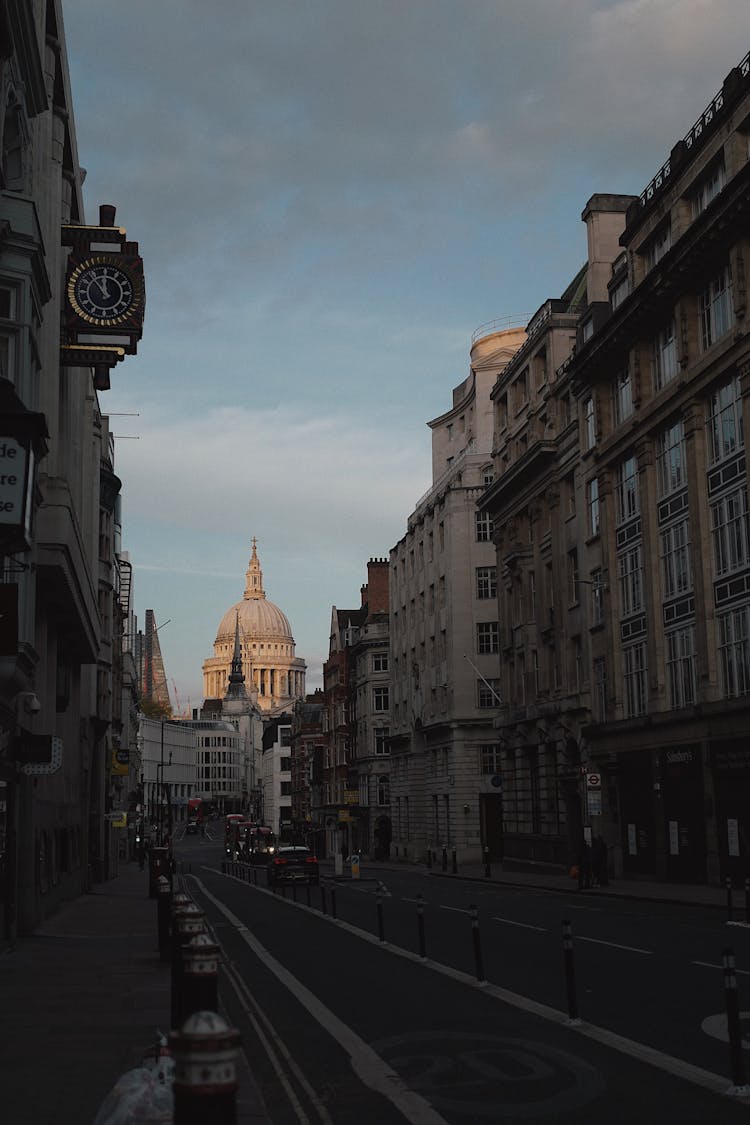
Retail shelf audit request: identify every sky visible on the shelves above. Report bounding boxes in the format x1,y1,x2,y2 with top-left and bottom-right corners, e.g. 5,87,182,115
61,0,749,713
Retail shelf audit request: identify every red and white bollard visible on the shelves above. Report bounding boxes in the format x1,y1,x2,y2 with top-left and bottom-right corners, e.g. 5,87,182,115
169,1010,240,1125
181,933,221,1022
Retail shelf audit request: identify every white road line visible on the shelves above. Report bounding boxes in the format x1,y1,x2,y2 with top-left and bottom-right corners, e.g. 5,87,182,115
492,916,548,932
439,904,471,914
199,870,744,1102
193,877,451,1125
576,935,653,955
693,960,750,976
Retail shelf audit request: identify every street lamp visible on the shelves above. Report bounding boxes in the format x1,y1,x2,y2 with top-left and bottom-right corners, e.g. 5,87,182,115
157,719,173,844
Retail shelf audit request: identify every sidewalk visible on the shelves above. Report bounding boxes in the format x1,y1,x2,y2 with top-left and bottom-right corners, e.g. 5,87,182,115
331,855,741,912
0,860,271,1125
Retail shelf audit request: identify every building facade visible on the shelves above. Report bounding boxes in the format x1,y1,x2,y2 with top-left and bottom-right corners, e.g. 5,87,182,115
389,325,526,864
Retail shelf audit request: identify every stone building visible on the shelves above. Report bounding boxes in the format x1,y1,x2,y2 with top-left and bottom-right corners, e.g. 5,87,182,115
202,540,306,717
0,1,135,936
389,324,526,864
289,691,325,847
482,49,750,887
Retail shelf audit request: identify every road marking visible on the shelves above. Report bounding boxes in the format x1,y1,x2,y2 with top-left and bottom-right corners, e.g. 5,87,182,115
693,961,750,976
492,916,548,932
193,877,452,1125
198,870,744,1102
439,905,471,914
576,935,653,955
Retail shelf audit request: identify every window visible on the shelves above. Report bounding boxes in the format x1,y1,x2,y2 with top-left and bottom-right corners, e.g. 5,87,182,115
660,520,692,598
373,687,390,712
476,566,497,599
0,284,18,382
483,466,495,487
666,626,696,709
477,622,499,654
583,397,596,450
568,549,579,604
477,678,500,708
610,275,629,310
623,642,647,717
656,420,686,497
711,488,750,577
279,756,291,772
480,744,502,775
374,728,389,756
619,546,643,616
588,477,600,537
692,158,726,216
707,375,743,465
645,220,671,269
476,510,494,542
616,455,639,523
372,652,389,673
700,265,732,349
652,318,678,392
591,569,605,626
613,366,633,425
719,605,750,698
280,781,291,796
516,369,528,408
377,775,390,806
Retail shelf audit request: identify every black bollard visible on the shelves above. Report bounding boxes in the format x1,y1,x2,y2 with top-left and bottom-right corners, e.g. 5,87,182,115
320,880,327,915
331,886,337,919
171,904,206,1030
157,876,172,962
306,881,311,907
723,947,749,1092
562,919,580,1023
727,876,734,923
745,878,750,924
417,893,426,959
427,849,433,869
253,868,258,887
470,904,485,982
170,1011,240,1125
291,881,297,903
441,847,448,872
452,848,458,875
376,889,385,942
484,846,491,879
182,934,220,1023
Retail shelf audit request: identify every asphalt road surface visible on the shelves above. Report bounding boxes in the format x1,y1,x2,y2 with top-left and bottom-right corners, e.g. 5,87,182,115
176,832,750,1123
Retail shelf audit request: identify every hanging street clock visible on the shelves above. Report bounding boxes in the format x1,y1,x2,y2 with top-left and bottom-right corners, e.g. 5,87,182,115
61,204,146,390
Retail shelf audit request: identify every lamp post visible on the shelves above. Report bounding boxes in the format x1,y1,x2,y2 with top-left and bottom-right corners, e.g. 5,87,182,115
157,720,173,846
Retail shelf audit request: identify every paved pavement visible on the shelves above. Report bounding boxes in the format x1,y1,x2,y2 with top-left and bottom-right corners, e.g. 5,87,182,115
0,858,271,1125
0,851,742,1125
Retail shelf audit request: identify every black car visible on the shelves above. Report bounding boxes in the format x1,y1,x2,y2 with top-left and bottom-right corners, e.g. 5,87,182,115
185,820,199,835
267,846,319,886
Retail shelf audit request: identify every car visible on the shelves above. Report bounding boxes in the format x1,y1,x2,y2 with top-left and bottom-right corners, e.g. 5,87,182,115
267,846,319,887
185,820,199,835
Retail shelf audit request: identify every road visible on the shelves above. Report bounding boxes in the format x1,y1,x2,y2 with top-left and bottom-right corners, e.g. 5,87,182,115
176,829,750,1123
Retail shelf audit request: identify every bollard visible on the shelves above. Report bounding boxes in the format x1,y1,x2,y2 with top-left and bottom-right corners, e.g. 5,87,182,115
376,889,385,942
470,904,485,982
417,893,426,959
172,903,207,1031
452,848,457,874
306,882,311,907
723,947,750,1093
484,846,491,879
441,847,448,873
149,846,171,899
157,876,172,962
320,879,327,915
562,919,580,1024
745,878,750,924
253,868,258,887
291,881,297,903
181,934,221,1024
170,1010,240,1125
727,876,734,923
427,849,433,869
331,885,337,920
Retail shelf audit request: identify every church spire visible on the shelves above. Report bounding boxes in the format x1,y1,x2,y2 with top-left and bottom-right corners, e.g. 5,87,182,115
224,611,248,701
243,536,265,601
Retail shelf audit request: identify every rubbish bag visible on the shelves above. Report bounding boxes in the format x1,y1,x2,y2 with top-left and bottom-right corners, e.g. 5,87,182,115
91,1064,173,1125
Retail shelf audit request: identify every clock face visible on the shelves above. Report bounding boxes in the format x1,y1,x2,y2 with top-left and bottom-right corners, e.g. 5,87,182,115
67,257,142,325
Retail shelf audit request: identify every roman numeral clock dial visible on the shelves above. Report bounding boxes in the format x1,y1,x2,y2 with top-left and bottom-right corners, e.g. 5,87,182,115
67,256,143,326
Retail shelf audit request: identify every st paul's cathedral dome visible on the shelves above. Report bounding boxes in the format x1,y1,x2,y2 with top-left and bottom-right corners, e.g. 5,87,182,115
202,539,306,717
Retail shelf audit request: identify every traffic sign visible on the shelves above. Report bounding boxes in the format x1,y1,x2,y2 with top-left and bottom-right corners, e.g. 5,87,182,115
586,772,601,789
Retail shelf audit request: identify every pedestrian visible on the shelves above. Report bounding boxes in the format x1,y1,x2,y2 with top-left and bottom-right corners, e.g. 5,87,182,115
592,835,609,886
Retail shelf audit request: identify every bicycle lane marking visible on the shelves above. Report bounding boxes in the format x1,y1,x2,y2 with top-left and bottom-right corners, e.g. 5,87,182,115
193,875,452,1125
